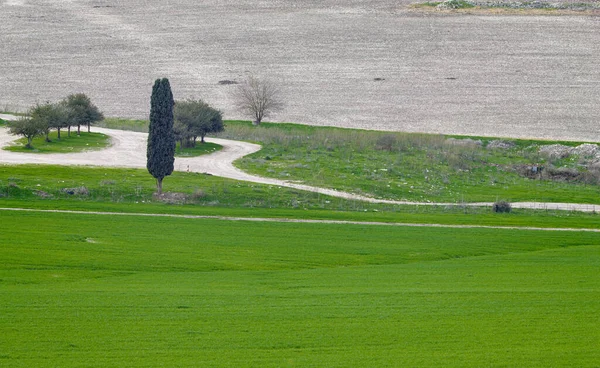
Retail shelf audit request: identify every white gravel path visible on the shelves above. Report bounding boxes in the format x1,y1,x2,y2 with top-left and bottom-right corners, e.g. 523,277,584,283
1,118,599,213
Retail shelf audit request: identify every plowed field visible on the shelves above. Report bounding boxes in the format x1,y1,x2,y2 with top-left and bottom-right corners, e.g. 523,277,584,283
1,0,599,140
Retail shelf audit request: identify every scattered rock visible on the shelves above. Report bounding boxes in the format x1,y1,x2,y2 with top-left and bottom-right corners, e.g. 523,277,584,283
218,80,238,85
571,143,599,158
487,140,515,150
374,77,385,81
153,192,188,204
539,144,572,159
35,190,53,198
445,138,482,147
437,0,474,9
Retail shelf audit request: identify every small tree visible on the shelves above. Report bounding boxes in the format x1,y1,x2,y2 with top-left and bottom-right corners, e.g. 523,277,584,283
8,116,46,148
30,102,69,142
147,78,175,194
233,75,283,125
174,99,224,147
64,93,104,135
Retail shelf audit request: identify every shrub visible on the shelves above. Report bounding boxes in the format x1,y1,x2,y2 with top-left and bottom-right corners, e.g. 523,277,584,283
493,200,512,213
62,186,90,196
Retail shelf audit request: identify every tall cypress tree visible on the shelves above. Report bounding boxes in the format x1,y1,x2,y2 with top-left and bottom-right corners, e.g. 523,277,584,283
147,78,175,194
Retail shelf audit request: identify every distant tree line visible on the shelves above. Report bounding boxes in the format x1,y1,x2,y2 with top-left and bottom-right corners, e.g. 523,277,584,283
7,93,103,148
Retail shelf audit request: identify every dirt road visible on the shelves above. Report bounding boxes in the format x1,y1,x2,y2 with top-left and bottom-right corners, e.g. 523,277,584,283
1,123,599,212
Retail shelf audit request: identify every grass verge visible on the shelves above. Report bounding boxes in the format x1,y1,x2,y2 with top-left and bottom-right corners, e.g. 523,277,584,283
97,117,149,132
1,164,599,229
175,142,222,157
3,131,110,153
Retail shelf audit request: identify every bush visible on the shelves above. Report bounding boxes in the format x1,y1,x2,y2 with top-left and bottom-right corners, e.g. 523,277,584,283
493,200,511,213
62,186,90,196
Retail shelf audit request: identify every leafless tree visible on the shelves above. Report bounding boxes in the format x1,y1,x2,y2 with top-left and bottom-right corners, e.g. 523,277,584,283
233,75,283,125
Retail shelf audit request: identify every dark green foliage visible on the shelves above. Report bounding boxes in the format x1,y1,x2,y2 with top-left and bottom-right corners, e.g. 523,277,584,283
493,200,512,213
147,78,175,194
30,102,69,141
7,116,46,148
63,93,104,135
174,99,224,147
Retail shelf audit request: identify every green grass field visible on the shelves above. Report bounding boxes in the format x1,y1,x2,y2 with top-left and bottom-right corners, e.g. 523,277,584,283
1,209,598,367
176,141,222,157
2,118,599,366
3,131,110,153
2,164,600,229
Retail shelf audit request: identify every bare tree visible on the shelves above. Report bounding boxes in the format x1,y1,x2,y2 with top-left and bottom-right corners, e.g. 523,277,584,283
233,75,283,125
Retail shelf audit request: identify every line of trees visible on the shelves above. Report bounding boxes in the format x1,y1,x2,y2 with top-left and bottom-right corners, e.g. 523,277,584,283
7,93,104,148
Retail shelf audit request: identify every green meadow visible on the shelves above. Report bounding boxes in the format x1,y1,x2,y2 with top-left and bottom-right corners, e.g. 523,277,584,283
3,131,110,153
1,210,598,367
1,118,599,366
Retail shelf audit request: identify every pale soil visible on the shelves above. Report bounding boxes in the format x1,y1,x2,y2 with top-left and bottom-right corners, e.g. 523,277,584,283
1,122,599,212
1,207,599,231
1,1,600,141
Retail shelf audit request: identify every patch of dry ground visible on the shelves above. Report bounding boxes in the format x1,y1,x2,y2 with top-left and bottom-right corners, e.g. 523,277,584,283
1,1,599,141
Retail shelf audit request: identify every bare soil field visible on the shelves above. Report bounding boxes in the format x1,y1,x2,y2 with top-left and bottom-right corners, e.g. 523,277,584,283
1,0,599,141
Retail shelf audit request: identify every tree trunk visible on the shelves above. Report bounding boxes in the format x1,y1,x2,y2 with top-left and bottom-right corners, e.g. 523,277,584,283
200,134,205,143
45,132,51,142
68,126,71,137
77,124,81,136
87,122,91,133
57,128,61,140
26,136,33,148
156,177,163,195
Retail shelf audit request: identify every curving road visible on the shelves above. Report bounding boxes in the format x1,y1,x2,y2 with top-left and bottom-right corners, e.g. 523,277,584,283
1,116,599,213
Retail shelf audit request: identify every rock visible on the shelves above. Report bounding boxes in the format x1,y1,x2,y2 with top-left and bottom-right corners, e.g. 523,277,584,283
539,144,572,159
487,140,515,150
445,138,482,147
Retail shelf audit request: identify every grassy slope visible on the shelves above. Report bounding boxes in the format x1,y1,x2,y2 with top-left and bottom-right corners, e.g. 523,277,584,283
94,118,600,204
3,131,110,153
219,121,600,204
1,210,598,367
2,164,600,229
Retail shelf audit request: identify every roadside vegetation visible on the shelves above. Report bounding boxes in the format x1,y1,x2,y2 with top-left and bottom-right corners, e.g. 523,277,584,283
217,121,600,204
3,131,109,153
79,117,600,205
2,164,600,229
176,141,222,157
